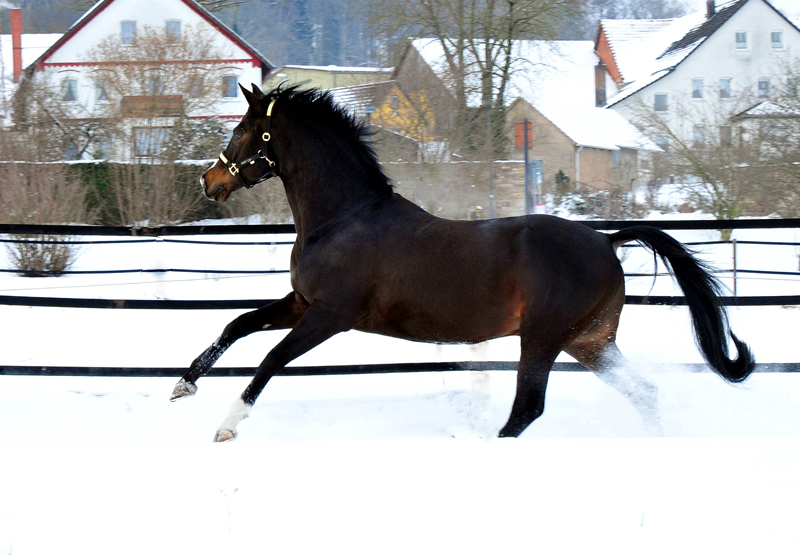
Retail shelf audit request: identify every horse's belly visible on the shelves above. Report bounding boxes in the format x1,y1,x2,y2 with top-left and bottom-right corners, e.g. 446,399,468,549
354,301,521,344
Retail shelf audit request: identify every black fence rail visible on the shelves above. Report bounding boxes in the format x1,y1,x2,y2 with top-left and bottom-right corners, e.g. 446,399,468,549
1,219,798,376
1,361,797,377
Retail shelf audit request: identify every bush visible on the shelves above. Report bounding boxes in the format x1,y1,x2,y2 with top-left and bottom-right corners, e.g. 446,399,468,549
0,161,93,276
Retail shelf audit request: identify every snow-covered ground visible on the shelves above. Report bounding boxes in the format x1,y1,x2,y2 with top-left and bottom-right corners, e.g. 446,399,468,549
1,219,799,554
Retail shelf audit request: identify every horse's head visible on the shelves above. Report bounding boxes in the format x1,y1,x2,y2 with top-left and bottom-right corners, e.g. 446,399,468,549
200,84,279,202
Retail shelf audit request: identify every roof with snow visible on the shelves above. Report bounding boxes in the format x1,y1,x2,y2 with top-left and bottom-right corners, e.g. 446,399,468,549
0,33,62,118
605,0,800,108
598,13,705,84
329,81,398,119
31,0,273,72
412,38,598,112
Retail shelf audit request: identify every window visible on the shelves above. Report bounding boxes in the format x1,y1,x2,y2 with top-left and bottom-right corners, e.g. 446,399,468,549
166,20,181,41
771,31,783,49
720,126,732,147
692,78,704,99
121,20,136,45
654,93,668,112
134,127,169,157
612,149,621,165
147,73,164,95
655,135,670,151
719,77,732,99
222,75,238,98
788,77,798,98
735,31,748,50
95,81,107,102
60,77,78,101
693,125,706,147
758,77,770,98
515,121,532,150
389,94,400,111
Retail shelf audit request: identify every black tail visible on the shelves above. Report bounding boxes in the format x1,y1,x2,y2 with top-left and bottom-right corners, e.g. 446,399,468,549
610,226,755,383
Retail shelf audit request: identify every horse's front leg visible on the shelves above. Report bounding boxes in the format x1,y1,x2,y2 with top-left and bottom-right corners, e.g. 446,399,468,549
214,300,356,442
170,292,309,401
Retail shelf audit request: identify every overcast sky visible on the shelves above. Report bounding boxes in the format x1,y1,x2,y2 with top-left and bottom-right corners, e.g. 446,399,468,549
685,0,800,19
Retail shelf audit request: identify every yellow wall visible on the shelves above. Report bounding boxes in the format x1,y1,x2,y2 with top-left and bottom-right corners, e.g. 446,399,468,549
264,67,392,91
371,86,434,143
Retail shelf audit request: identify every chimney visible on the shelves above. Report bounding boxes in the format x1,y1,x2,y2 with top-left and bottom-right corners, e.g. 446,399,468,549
706,0,716,18
595,62,607,107
11,8,22,83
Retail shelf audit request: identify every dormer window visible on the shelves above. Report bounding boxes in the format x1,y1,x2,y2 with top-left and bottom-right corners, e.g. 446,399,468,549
121,20,136,45
735,31,748,50
771,31,783,49
166,20,181,41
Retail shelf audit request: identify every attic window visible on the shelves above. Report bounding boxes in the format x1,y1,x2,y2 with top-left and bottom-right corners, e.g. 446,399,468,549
654,93,668,112
166,20,181,41
61,78,78,102
771,31,783,49
390,95,400,111
735,31,748,50
121,20,136,45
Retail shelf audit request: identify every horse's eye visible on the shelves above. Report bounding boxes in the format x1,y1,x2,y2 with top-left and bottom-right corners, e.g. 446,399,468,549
233,131,242,140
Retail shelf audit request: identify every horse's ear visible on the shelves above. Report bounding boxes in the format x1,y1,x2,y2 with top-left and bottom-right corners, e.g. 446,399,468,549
240,83,264,113
251,83,265,98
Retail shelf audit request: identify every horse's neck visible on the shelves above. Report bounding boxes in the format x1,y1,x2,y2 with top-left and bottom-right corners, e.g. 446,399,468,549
279,132,385,245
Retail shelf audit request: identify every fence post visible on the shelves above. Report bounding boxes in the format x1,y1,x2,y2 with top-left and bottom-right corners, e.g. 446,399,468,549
732,238,737,297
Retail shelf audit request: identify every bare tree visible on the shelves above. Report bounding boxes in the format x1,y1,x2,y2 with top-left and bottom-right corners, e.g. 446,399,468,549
626,82,800,237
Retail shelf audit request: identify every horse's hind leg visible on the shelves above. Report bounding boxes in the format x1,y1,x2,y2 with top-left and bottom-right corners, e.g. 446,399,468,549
566,340,662,435
170,292,308,401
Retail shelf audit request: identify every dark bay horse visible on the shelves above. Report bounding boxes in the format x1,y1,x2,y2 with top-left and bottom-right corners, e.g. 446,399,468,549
171,84,755,442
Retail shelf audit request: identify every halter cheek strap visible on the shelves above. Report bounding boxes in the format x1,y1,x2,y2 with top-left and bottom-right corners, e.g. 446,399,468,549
219,99,278,189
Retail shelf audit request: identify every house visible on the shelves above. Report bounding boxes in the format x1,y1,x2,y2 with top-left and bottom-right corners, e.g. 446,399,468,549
263,65,392,92
602,0,800,144
22,0,274,159
399,38,658,192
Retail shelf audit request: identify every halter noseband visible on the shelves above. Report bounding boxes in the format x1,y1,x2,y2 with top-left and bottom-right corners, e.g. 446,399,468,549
218,98,278,189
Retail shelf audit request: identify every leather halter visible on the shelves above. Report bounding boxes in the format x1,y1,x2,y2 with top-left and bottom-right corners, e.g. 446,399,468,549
218,98,278,189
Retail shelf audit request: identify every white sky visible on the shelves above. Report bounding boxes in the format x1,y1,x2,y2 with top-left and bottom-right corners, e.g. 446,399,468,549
685,0,800,19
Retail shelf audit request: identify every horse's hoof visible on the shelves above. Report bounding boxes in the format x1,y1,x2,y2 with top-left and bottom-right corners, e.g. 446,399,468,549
170,380,197,401
214,428,237,442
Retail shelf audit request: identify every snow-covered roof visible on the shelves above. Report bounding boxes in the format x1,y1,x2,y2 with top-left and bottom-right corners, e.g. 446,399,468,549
412,38,598,112
329,81,397,118
413,38,658,152
733,100,800,118
0,33,62,117
282,65,392,74
537,103,662,152
599,12,705,84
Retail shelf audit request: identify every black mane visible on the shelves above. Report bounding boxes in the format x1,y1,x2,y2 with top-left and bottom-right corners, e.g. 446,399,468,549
265,85,393,195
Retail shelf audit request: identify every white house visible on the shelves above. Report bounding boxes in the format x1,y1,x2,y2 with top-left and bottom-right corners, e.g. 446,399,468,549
602,0,800,142
24,0,273,158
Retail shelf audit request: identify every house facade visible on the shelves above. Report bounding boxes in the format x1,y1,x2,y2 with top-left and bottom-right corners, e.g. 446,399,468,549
23,0,273,159
604,0,800,145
